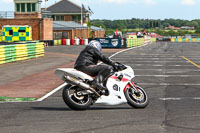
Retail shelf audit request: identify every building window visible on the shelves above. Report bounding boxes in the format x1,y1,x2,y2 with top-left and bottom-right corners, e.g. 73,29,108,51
27,3,31,12
32,3,36,12
52,15,55,20
61,16,64,21
16,3,20,12
53,32,62,40
21,3,25,12
72,15,81,22
53,15,65,21
56,16,59,21
15,3,36,13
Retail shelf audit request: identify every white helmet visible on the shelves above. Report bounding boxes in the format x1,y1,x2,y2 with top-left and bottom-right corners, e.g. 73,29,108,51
88,40,102,52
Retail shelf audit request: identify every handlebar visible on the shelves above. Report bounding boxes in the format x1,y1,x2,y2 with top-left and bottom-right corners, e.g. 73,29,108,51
113,62,127,72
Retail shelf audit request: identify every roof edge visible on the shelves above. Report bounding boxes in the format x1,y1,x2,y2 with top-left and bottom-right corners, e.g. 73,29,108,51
46,0,63,9
47,0,88,12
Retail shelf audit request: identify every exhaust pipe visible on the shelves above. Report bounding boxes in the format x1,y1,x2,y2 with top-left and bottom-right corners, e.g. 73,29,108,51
64,76,101,97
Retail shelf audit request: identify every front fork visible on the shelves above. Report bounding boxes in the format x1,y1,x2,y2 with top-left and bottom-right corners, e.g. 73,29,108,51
124,82,140,95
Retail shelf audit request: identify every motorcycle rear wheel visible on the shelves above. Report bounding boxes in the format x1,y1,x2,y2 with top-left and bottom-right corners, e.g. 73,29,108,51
62,84,93,110
124,85,149,108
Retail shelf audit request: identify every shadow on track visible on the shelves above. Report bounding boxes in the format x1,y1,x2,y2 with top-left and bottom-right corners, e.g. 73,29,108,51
31,106,133,111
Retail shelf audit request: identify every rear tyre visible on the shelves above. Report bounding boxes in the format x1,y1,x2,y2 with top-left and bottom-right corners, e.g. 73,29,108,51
124,85,149,108
62,84,93,110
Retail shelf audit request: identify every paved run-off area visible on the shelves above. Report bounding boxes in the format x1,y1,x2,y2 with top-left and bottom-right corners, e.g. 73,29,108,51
1,42,200,133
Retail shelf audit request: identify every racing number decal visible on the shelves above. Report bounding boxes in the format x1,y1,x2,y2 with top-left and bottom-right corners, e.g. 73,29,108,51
113,84,120,91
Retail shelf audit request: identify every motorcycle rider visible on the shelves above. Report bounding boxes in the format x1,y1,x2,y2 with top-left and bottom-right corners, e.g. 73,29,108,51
74,40,116,95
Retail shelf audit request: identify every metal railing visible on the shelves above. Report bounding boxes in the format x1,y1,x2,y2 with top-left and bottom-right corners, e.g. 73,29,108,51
42,11,52,18
0,11,52,19
0,11,14,19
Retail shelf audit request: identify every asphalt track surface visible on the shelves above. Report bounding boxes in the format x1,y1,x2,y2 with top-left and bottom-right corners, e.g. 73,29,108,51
1,42,200,133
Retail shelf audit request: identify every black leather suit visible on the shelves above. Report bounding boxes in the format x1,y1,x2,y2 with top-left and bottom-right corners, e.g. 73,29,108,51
74,46,115,86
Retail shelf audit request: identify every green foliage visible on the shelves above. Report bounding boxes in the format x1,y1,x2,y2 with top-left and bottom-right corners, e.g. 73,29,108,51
105,28,114,35
91,18,200,35
86,21,91,28
195,27,200,33
86,21,92,38
0,96,36,102
92,23,106,29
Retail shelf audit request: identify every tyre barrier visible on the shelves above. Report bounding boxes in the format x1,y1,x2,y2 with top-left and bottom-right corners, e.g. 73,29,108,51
42,39,89,46
75,39,80,45
170,38,200,43
54,40,62,46
70,39,75,45
126,38,145,48
0,42,44,65
80,39,84,45
62,39,66,45
84,39,88,45
126,36,156,48
151,38,157,42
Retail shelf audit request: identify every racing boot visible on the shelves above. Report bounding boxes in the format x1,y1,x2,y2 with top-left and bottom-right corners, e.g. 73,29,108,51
90,78,107,90
89,76,110,96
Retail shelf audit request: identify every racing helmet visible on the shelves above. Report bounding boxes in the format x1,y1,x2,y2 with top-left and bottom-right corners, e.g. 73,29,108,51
88,40,102,52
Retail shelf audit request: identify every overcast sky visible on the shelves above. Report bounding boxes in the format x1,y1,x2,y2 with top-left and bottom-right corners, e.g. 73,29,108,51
1,0,200,20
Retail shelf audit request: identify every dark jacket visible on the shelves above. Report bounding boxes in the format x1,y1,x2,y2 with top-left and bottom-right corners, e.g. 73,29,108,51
74,46,114,68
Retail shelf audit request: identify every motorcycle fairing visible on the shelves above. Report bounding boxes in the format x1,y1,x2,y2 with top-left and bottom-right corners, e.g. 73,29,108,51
95,74,129,105
55,68,93,81
95,66,135,105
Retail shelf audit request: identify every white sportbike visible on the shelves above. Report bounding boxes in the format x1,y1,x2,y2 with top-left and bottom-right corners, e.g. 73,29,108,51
55,62,149,110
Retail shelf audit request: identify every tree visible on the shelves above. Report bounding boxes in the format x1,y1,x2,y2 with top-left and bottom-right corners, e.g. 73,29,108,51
195,27,200,33
90,18,200,35
93,24,106,29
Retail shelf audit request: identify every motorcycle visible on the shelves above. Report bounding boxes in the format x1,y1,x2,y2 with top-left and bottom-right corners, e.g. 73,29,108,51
55,62,149,110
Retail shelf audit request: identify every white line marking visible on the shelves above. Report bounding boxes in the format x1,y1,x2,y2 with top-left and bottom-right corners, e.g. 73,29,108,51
159,97,200,101
166,71,186,74
134,69,200,72
132,64,164,66
135,75,200,77
132,64,198,67
170,65,181,66
159,98,181,101
122,63,197,67
109,43,150,58
134,69,163,71
117,54,200,57
153,65,163,66
36,83,67,102
120,61,200,63
113,57,200,60
139,83,200,86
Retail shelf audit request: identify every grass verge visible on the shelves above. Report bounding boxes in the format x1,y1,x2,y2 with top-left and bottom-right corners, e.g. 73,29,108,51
0,96,36,102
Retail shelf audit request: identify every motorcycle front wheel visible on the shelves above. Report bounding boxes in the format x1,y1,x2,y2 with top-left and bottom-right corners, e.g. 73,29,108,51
62,84,93,110
124,85,149,108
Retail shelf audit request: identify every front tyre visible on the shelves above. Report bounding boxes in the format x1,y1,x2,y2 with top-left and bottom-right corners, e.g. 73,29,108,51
62,85,93,110
124,85,149,108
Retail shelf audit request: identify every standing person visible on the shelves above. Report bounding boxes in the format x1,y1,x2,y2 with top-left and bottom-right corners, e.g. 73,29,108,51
74,40,116,95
